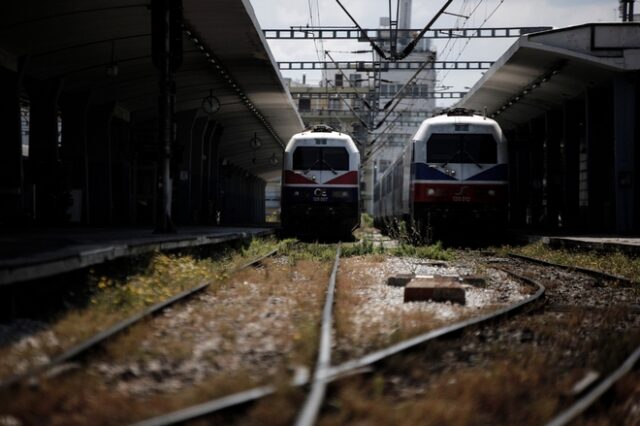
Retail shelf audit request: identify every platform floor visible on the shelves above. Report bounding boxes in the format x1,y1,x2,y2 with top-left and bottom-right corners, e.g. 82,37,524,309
0,226,275,286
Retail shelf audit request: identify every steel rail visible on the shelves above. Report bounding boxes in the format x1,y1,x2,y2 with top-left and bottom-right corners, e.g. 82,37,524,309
545,344,640,426
128,265,545,426
295,246,341,426
326,267,545,379
129,385,278,426
0,248,278,389
507,253,635,285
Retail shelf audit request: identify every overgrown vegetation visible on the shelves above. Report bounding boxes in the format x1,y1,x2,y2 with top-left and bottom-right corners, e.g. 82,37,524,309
0,237,280,379
279,237,454,262
502,241,640,283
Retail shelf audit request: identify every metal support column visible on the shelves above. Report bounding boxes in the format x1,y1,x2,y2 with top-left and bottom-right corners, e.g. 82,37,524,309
27,78,64,224
613,74,637,233
173,109,198,225
585,87,615,232
560,98,584,231
0,66,25,223
152,0,182,233
545,109,564,229
59,92,91,224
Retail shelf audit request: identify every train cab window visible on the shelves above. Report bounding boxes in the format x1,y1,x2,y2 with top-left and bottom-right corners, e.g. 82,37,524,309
427,134,461,163
463,134,497,164
322,147,349,170
293,147,321,170
426,133,497,164
293,146,349,171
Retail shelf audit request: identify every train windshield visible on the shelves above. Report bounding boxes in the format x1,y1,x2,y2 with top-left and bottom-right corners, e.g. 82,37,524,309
293,147,349,171
426,133,497,164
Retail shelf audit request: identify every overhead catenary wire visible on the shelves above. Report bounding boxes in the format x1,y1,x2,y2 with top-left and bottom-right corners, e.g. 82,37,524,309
440,0,505,85
334,0,391,60
334,0,453,61
395,0,455,60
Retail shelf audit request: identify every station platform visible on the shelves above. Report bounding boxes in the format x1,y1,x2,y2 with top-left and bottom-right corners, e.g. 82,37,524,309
0,226,275,286
511,232,640,256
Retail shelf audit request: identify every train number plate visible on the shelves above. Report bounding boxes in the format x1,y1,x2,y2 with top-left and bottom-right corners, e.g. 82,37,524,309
313,188,328,202
452,195,471,202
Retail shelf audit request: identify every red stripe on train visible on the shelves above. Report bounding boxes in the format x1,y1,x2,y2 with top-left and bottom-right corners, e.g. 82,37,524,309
284,170,316,184
325,171,358,185
411,182,507,203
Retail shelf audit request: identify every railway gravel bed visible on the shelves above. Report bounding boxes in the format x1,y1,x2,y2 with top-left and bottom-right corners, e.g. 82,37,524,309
315,254,640,426
1,243,637,426
334,255,531,362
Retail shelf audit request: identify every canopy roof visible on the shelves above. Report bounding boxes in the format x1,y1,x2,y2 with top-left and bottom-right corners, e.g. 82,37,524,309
460,23,640,130
0,0,303,178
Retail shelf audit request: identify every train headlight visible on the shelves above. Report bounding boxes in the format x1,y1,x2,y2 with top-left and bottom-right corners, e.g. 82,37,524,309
332,190,350,199
488,189,496,196
427,188,436,196
293,191,300,196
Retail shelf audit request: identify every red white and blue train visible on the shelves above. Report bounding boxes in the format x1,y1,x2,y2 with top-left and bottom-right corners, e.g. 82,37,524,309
373,109,508,238
281,125,360,237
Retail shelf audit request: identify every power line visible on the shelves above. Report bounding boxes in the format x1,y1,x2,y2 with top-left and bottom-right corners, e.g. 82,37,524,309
440,0,506,85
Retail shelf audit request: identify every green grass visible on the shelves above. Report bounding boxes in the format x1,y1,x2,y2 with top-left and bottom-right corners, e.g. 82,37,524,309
390,241,454,260
502,241,640,283
278,239,338,262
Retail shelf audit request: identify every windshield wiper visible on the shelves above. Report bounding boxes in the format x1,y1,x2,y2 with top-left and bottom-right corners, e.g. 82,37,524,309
322,159,339,175
440,149,462,168
463,151,484,169
304,159,321,174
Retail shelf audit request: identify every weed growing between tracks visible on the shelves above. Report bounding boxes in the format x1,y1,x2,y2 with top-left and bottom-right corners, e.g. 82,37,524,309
0,243,331,425
0,238,279,381
320,309,640,426
503,241,640,283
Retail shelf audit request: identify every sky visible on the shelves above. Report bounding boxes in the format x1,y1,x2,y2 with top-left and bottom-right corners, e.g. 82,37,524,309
248,0,624,107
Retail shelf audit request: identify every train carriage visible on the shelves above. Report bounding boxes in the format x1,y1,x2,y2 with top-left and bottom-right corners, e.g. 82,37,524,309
281,125,360,237
374,108,508,239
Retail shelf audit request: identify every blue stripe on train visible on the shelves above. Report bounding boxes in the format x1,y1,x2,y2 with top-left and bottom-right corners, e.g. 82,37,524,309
411,163,456,181
466,164,508,181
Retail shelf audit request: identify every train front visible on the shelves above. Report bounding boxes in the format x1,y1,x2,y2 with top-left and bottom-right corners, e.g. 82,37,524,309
281,128,360,237
410,112,508,232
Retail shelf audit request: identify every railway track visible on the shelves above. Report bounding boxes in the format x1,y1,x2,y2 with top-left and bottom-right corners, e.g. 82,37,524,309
504,253,640,426
0,248,279,390
508,252,635,285
128,252,548,426
2,246,636,425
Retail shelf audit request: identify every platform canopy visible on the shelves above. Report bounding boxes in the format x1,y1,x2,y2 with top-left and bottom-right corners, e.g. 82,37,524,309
0,0,303,178
460,23,640,130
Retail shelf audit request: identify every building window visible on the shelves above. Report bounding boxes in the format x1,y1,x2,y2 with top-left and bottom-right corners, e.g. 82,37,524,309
298,98,311,112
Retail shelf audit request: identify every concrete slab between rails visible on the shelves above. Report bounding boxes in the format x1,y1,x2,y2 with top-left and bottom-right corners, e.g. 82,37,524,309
404,276,466,305
508,231,640,255
0,226,274,286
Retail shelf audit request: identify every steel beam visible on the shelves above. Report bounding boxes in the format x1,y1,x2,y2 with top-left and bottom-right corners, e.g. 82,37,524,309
291,91,465,99
299,109,433,118
263,26,551,40
279,61,492,71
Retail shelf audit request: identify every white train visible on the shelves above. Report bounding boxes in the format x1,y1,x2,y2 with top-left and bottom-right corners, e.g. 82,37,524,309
281,125,360,237
374,108,508,237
